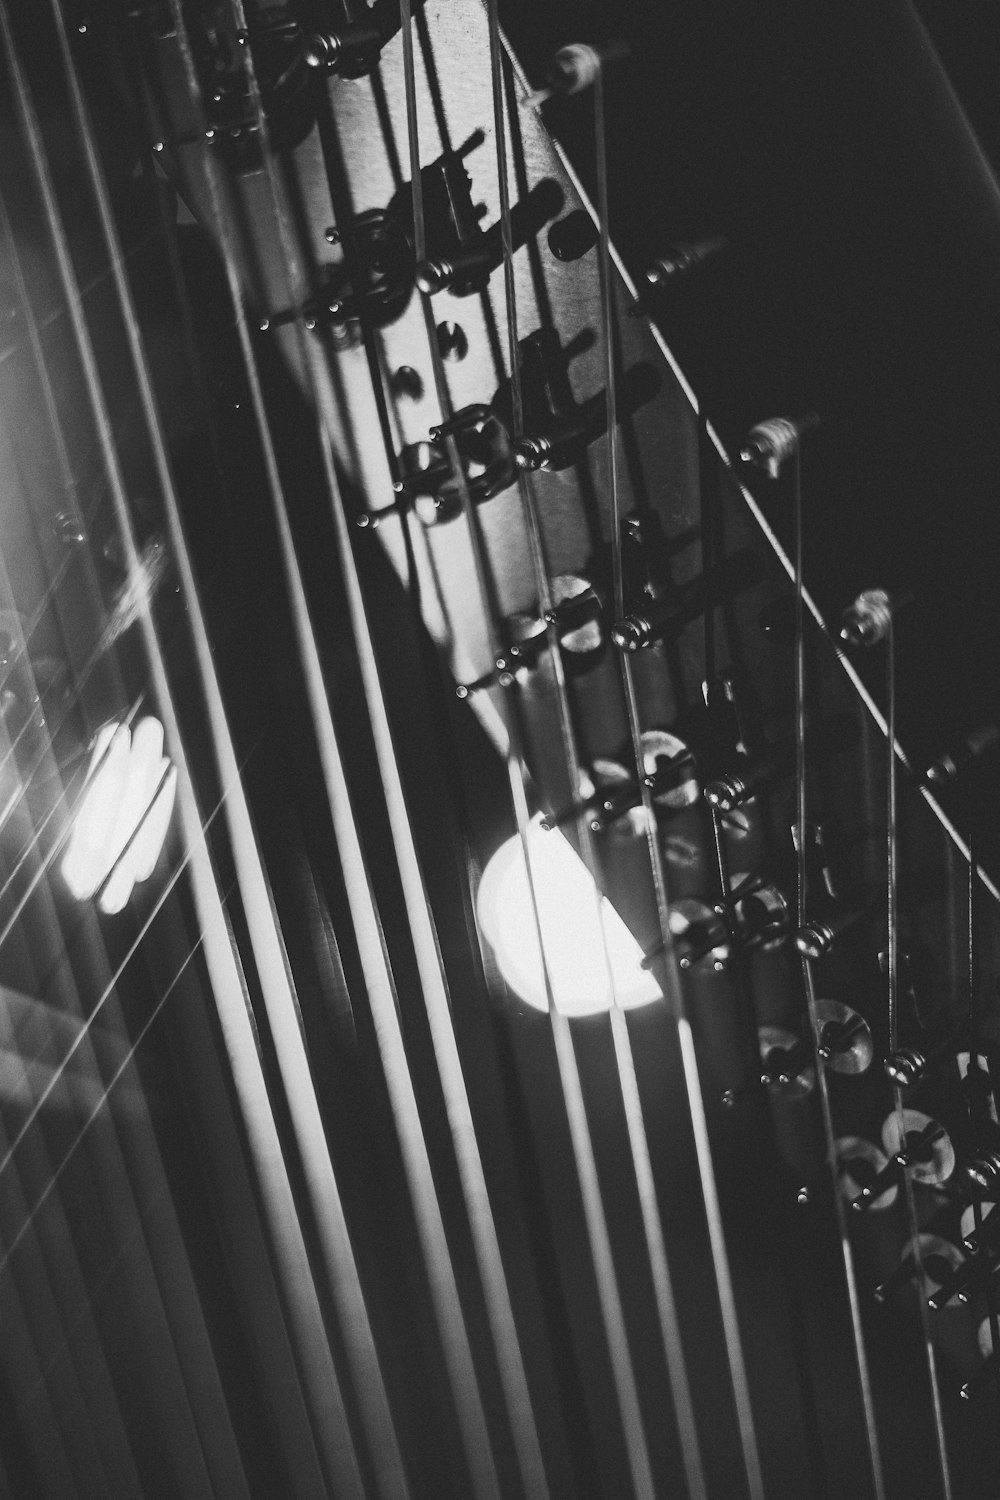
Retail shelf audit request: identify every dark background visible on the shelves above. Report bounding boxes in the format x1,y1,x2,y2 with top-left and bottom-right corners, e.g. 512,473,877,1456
504,0,1000,794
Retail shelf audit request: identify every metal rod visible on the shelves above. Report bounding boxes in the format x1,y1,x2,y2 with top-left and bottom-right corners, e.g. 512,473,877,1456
578,42,765,1500
484,15,706,1496
790,446,887,1500
883,614,953,1499
2,3,366,1487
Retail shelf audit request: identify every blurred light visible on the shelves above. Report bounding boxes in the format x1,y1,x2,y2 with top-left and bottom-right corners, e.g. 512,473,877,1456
104,534,169,647
61,717,177,914
476,815,661,1016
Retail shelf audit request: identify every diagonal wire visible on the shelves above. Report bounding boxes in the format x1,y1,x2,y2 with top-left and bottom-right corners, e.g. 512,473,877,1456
0,920,207,1287
0,757,238,1187
0,694,145,949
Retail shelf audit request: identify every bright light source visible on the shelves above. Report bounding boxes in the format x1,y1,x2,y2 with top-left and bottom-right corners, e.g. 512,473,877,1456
476,816,661,1016
61,716,176,914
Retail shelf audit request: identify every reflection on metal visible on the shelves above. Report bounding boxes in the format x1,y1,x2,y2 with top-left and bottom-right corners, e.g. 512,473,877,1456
814,997,875,1076
835,1136,900,1212
882,1108,957,1188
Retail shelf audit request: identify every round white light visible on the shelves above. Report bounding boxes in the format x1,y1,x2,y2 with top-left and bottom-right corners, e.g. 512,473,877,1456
476,816,661,1016
61,717,177,914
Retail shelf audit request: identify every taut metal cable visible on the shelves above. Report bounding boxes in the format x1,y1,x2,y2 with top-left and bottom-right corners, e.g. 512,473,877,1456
0,835,142,1497
591,60,623,628
166,4,523,1492
0,187,88,610
16,845,249,1500
0,10,362,1491
883,614,953,1500
483,30,647,1423
486,14,708,1499
49,4,413,1494
238,8,554,1488
0,1125,141,1497
571,43,765,1499
401,6,662,1491
965,836,1000,1408
790,447,886,1500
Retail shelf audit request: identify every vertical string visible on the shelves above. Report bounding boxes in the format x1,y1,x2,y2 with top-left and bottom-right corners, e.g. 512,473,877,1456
592,61,622,626
485,13,709,1498
886,623,898,1058
405,7,664,1493
0,107,262,1500
0,174,108,782
482,30,654,1489
884,619,953,1500
968,835,975,1026
791,448,886,1500
579,40,765,1499
48,10,412,1495
0,191,87,622
963,842,1000,1403
0,783,138,1498
168,3,520,1492
0,254,251,1500
0,10,363,1492
249,15,520,1496
793,451,806,936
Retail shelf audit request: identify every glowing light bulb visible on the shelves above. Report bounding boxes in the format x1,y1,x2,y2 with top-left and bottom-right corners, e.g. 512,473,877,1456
61,717,176,913
476,816,661,1016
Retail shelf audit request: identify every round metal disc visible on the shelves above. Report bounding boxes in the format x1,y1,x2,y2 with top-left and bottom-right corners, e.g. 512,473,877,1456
911,1232,965,1299
978,1316,1000,1362
834,1135,898,1210
881,1108,956,1187
668,897,729,970
588,757,643,840
641,730,699,809
590,757,628,787
551,575,603,654
758,1024,814,1098
814,998,874,1076
961,1201,997,1244
505,611,547,650
730,876,788,949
